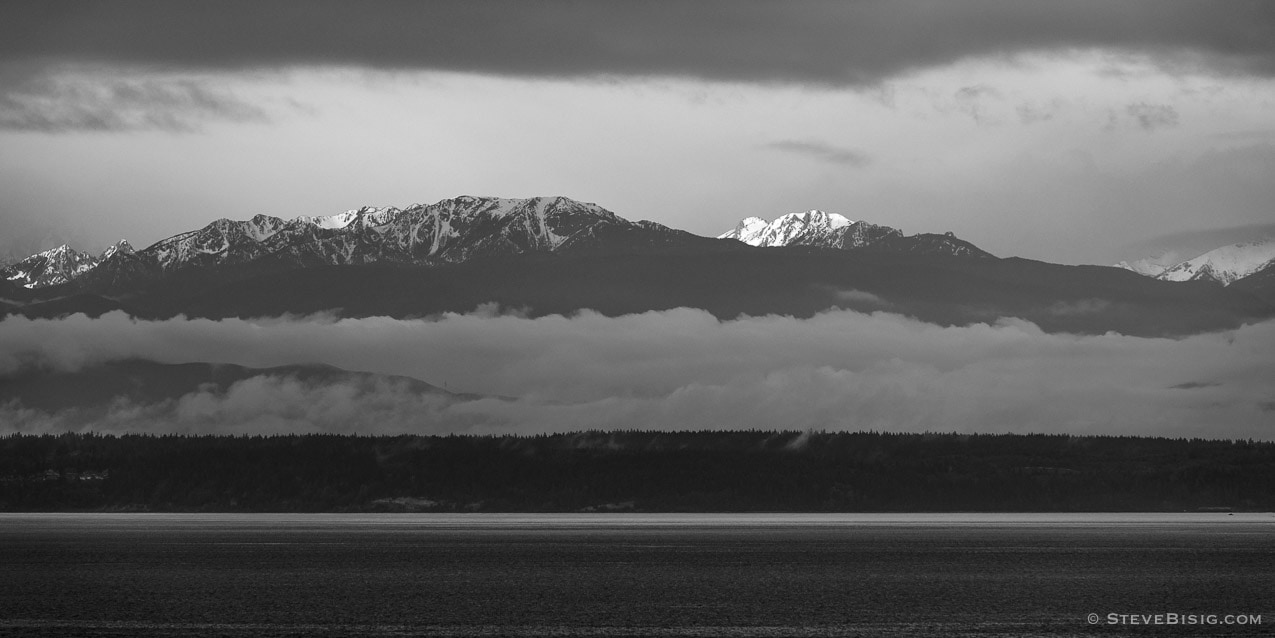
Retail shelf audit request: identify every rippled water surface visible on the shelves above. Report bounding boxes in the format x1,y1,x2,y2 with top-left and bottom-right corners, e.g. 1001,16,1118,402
1,513,1272,637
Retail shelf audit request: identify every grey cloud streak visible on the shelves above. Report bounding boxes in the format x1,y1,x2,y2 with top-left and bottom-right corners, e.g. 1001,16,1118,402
1,376,468,436
1124,103,1180,132
0,67,269,132
5,1,1275,85
764,141,870,167
1124,222,1275,261
2,309,1273,439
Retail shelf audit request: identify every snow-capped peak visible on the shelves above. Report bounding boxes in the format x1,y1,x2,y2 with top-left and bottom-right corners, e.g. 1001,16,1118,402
101,240,134,260
719,209,856,247
778,209,853,229
716,210,993,257
1113,253,1181,277
296,207,399,229
297,210,360,229
719,217,768,239
1,243,101,288
1156,238,1275,285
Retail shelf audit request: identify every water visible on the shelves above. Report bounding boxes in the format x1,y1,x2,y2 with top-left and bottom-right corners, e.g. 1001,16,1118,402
1,513,1271,637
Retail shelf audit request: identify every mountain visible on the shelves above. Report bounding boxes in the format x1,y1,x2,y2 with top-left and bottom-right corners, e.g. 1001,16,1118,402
10,200,991,292
1113,254,1180,277
1156,239,1275,285
72,196,711,291
1,241,133,289
720,210,885,248
1229,261,1275,304
718,210,992,257
14,247,1267,337
5,196,1274,337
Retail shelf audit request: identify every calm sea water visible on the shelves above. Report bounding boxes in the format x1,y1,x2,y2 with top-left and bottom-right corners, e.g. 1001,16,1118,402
1,513,1271,637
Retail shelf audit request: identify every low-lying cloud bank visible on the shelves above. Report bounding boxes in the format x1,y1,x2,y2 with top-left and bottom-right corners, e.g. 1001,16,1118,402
2,309,1272,439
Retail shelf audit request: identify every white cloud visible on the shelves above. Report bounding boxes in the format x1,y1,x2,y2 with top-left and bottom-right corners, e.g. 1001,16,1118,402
2,309,1273,439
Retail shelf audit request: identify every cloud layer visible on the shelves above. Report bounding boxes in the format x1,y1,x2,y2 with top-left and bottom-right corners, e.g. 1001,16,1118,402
0,70,269,133
765,141,870,167
2,309,1272,439
6,1,1275,85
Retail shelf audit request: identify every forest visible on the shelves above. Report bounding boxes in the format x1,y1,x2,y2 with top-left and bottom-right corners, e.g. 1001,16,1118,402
2,430,1273,512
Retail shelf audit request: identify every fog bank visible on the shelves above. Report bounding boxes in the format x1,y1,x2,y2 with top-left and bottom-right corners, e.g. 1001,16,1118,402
2,310,1271,439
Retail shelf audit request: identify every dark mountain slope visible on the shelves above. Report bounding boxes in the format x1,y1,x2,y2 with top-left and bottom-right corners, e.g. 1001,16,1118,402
18,247,1266,337
66,196,716,293
1231,262,1275,304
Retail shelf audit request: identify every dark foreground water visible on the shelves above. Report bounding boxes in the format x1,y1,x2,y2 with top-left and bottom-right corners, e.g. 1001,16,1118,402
0,513,1271,637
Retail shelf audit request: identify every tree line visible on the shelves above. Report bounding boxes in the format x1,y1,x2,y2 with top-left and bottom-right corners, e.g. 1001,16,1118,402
1,430,1272,512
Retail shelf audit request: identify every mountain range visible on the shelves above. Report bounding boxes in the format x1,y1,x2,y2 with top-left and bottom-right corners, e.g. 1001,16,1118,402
3,197,985,291
2,240,134,289
2,195,1273,336
3,196,708,292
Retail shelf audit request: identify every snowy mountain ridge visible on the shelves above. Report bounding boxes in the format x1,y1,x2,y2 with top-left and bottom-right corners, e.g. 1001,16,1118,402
718,209,989,257
7,198,1000,291
1113,254,1182,277
720,210,860,247
134,196,632,274
1,240,133,289
1154,239,1275,285
5,196,688,289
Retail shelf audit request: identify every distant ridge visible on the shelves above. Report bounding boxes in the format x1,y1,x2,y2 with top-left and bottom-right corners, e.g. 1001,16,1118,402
3,197,1273,336
77,195,705,290
1,240,133,289
718,210,992,257
1155,238,1275,285
2,196,707,290
4,198,998,291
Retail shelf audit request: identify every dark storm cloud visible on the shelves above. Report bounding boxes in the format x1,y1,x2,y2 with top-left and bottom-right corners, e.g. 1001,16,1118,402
764,141,870,167
2,310,1273,439
5,1,1275,84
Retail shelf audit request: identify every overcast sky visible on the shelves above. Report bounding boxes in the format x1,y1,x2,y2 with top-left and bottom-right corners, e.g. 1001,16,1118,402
3,0,1275,265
